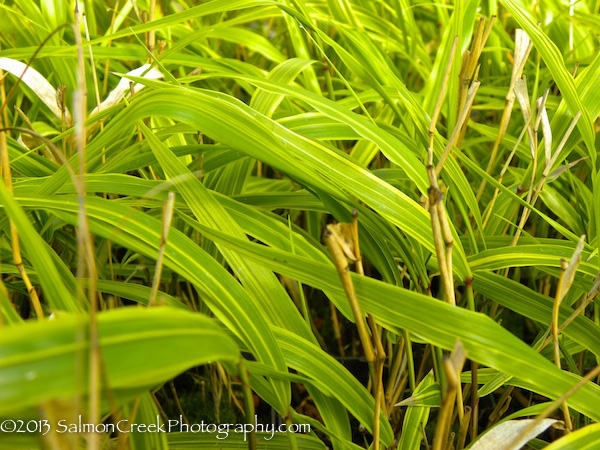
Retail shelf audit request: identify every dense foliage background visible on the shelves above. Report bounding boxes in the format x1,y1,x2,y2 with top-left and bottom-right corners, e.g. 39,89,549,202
0,0,599,448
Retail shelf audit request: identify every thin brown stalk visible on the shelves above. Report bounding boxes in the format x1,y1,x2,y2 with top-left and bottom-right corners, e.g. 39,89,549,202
457,406,471,450
350,211,387,448
74,4,100,449
510,79,539,245
549,236,585,431
83,14,102,115
169,381,190,425
102,0,121,96
148,0,156,58
0,59,44,319
324,226,375,364
330,301,345,357
482,110,535,229
372,358,385,450
457,18,484,116
476,33,533,200
470,361,478,439
436,197,454,283
426,40,459,306
436,80,481,176
428,181,456,305
511,111,581,245
428,36,458,167
552,268,573,430
149,192,176,306
83,11,107,175
539,281,600,352
456,63,481,149
456,16,495,146
0,24,71,119
553,262,566,372
486,386,512,426
433,342,466,450
0,44,9,136
385,338,404,411
13,107,56,162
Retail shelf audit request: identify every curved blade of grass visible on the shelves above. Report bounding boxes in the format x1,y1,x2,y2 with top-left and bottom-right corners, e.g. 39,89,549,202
474,271,600,357
272,327,394,446
122,392,169,450
0,307,239,415
181,222,600,420
250,58,316,117
79,85,469,278
274,7,484,250
468,245,596,280
397,371,436,450
12,195,290,413
88,0,273,46
0,183,79,313
139,120,313,344
175,73,430,193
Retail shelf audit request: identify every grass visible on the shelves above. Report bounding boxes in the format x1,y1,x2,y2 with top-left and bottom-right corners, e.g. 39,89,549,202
0,0,599,449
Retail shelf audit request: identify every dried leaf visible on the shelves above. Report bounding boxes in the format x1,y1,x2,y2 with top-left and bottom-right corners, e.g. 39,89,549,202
90,64,163,116
511,30,531,85
547,157,587,182
514,78,535,159
539,101,552,165
443,339,467,388
471,419,558,450
448,339,467,374
326,222,356,261
0,57,71,122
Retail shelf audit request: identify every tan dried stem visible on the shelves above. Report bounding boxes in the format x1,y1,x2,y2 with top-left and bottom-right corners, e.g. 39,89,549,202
551,259,573,430
427,181,456,305
435,80,481,176
433,341,466,450
481,108,535,229
148,0,156,57
74,3,101,449
476,30,532,200
456,16,495,148
83,10,115,282
324,225,375,364
550,236,585,431
427,36,459,306
510,78,538,245
457,406,472,450
540,273,600,352
428,36,458,166
0,45,45,319
0,101,44,319
102,0,121,96
511,111,581,246
149,192,176,306
350,211,387,449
